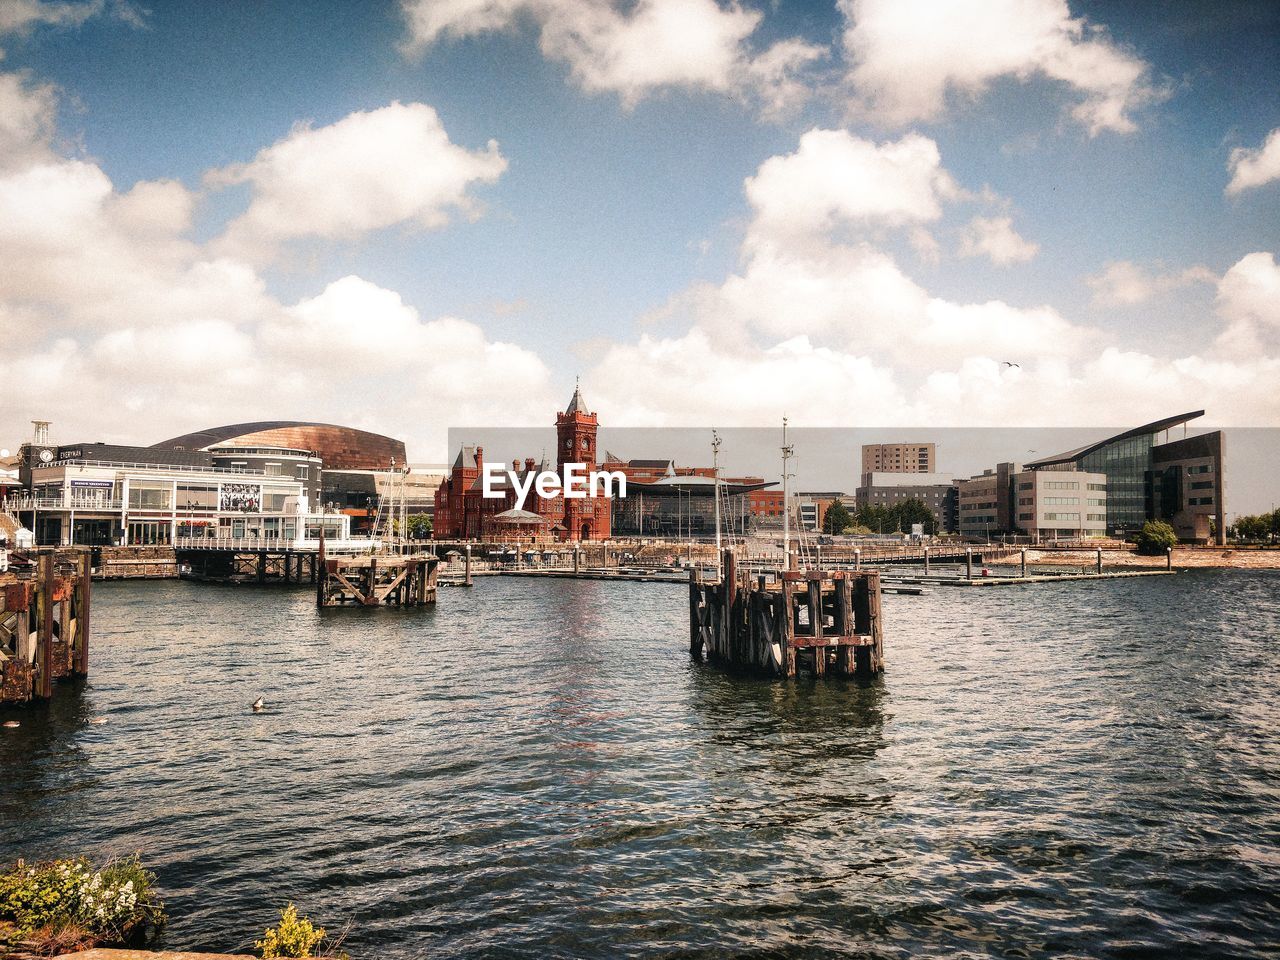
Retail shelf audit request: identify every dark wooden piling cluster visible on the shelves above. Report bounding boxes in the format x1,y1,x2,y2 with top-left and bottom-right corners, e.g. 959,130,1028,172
689,549,884,678
317,554,439,607
179,547,321,585
1,548,91,705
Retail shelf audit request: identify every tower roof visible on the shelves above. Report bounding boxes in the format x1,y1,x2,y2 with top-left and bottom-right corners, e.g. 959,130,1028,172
564,381,589,415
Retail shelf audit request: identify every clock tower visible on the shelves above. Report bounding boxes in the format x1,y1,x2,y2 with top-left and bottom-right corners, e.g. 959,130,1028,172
556,380,604,541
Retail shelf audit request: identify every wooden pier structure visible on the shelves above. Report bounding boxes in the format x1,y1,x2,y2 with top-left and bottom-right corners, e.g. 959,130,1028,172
1,547,91,705
689,550,884,678
316,552,439,607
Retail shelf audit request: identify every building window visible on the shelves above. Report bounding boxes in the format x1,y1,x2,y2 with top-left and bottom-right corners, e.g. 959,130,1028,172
128,482,172,510
1190,481,1213,490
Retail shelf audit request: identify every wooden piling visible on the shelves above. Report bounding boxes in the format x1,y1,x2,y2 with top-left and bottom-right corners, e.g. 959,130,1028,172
690,550,884,679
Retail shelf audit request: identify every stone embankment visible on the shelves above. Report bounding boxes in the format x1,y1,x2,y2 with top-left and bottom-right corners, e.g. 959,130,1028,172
94,546,178,580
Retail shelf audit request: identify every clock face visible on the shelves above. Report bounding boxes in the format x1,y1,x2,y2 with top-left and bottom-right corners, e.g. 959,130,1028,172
564,438,572,450
580,438,589,450
38,448,53,463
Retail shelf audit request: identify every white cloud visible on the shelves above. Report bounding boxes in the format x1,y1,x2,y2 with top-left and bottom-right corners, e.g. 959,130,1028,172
587,328,906,426
706,131,1087,366
0,0,143,35
957,215,1039,265
0,71,57,169
0,79,550,456
1086,259,1216,307
1226,128,1280,196
840,0,1161,135
744,129,960,250
1215,252,1280,357
400,0,824,114
208,101,507,261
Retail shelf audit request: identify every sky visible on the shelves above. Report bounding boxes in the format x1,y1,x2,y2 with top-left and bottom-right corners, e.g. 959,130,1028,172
1,0,1279,484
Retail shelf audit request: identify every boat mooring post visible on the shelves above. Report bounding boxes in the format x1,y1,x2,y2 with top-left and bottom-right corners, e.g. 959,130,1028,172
965,547,973,580
1096,548,1103,574
464,543,473,585
1020,548,1027,578
923,545,930,575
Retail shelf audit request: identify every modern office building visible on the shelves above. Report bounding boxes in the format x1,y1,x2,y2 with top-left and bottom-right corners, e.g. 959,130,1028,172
861,442,936,478
856,471,959,533
1012,469,1108,541
956,462,1021,539
1025,411,1224,544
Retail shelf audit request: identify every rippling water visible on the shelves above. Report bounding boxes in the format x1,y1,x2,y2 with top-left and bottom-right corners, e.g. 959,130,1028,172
2,571,1279,958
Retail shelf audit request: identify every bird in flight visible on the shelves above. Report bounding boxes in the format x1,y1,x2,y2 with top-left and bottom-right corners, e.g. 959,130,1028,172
1002,361,1020,368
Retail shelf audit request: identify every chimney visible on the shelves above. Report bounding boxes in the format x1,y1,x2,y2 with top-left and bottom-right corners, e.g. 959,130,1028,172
525,457,535,471
513,458,520,472
475,446,483,473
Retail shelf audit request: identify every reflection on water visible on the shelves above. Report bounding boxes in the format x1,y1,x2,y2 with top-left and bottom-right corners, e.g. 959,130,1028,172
1,571,1278,958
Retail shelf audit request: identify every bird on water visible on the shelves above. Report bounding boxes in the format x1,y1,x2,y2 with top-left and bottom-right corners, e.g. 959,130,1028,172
252,697,265,713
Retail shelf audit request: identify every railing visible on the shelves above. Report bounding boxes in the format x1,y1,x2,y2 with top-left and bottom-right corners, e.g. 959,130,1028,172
38,459,268,476
172,536,379,552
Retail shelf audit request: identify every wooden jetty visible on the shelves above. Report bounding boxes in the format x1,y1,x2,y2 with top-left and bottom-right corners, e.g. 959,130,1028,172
1,547,91,705
689,549,884,678
316,552,439,607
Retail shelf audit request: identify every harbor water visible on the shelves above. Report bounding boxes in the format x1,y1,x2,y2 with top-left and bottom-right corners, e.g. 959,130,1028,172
2,572,1279,958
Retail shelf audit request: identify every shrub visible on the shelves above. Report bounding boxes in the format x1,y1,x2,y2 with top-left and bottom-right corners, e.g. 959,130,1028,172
258,904,326,958
0,855,165,953
1134,520,1178,555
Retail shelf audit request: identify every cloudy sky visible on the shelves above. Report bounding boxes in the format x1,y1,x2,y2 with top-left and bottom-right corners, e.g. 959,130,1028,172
1,0,1278,461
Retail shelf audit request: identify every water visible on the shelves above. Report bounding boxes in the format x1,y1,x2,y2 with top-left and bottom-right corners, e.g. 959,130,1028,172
2,571,1279,959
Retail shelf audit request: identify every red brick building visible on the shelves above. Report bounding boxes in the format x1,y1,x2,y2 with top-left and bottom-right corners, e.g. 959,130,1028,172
433,386,613,542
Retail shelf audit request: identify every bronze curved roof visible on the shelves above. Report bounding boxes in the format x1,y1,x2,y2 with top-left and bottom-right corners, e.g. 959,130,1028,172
152,421,406,471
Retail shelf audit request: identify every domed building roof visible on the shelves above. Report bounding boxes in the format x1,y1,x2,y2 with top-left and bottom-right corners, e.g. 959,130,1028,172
151,421,406,471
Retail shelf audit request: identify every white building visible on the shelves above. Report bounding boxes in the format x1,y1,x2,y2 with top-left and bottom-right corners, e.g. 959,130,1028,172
13,458,350,547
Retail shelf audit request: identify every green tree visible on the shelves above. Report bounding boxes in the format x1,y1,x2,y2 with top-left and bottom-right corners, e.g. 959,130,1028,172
891,497,937,536
1134,519,1177,555
822,500,853,534
854,503,891,533
406,514,432,539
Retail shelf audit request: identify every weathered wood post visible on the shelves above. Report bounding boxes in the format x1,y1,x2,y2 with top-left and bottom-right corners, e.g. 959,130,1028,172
688,567,703,659
854,548,861,571
779,579,796,677
808,573,825,677
923,545,930,575
38,552,54,699
316,521,327,606
1166,546,1172,570
572,545,579,576
1095,548,1103,574
465,543,473,585
725,549,740,662
1021,548,1027,577
835,575,855,674
965,547,973,580
867,569,884,672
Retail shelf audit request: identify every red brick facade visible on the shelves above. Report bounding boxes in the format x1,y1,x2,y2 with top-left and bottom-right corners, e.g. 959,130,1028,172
433,387,613,542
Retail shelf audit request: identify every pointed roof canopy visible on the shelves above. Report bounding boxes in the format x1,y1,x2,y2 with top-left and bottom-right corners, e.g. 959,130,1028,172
564,378,590,415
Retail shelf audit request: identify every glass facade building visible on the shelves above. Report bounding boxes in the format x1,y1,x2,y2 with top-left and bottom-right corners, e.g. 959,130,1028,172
1025,411,1224,542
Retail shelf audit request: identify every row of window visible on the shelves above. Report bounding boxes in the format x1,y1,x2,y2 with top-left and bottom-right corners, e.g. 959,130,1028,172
1190,496,1215,506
